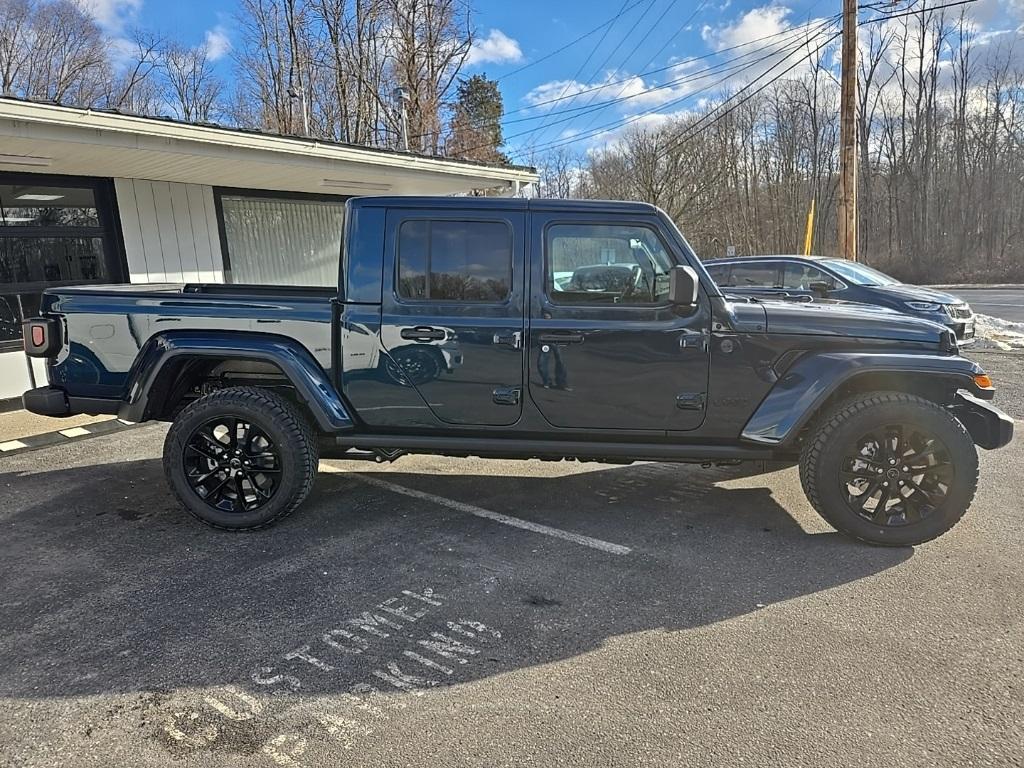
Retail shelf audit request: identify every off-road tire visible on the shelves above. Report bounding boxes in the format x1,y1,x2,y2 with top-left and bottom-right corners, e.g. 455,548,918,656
163,386,319,530
799,392,978,546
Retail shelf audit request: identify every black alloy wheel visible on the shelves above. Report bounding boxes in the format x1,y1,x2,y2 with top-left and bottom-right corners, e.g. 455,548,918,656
840,423,952,527
800,392,979,546
164,387,319,530
183,416,282,514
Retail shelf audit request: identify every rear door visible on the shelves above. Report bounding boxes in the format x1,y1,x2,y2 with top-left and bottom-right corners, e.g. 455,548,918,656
380,209,526,427
527,212,711,432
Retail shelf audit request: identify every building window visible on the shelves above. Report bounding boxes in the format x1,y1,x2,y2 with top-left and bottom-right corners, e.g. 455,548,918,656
217,192,347,287
397,219,512,302
0,175,123,353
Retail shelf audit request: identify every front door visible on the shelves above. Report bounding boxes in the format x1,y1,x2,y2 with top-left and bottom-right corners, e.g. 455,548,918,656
528,214,711,432
380,209,526,427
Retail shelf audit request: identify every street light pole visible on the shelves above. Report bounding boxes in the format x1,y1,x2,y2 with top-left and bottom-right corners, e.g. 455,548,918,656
838,0,858,261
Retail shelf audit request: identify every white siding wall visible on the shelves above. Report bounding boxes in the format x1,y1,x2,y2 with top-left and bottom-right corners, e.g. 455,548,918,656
0,351,33,399
114,178,224,284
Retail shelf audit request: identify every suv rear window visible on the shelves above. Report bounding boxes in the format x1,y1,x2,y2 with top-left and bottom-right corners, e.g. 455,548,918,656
397,220,512,302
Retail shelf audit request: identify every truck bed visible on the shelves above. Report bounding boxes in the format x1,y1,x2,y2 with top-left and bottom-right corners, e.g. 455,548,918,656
42,283,335,400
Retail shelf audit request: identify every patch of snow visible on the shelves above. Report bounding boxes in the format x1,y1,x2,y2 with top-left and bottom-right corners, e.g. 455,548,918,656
971,314,1024,351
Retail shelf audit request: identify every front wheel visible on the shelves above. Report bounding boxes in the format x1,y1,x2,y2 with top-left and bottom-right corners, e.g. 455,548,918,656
799,392,979,546
163,386,319,530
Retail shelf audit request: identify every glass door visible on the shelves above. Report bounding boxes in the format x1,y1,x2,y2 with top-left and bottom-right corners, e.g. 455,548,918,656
0,173,125,355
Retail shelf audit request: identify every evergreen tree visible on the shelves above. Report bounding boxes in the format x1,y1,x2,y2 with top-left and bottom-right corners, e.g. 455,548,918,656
447,74,507,164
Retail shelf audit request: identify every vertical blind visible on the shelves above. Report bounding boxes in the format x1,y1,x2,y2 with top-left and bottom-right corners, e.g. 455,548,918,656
220,195,346,287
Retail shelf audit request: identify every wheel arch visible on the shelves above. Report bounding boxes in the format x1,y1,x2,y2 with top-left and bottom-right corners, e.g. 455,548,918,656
119,331,354,433
741,351,989,448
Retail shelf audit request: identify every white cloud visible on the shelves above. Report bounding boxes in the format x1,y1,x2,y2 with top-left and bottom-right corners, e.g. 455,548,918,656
79,0,142,31
204,26,232,61
702,5,792,50
467,29,523,66
524,72,691,113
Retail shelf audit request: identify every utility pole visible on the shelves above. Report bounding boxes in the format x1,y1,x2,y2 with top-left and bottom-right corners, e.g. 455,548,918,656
838,0,858,261
284,0,309,137
394,86,411,152
288,86,310,137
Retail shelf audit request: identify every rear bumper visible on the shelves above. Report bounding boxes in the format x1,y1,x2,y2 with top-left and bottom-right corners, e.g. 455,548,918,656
952,391,1014,450
23,386,120,418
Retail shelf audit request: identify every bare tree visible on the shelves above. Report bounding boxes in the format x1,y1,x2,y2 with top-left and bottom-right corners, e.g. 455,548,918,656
106,29,164,113
162,41,222,122
4,0,107,104
386,0,473,153
0,0,35,95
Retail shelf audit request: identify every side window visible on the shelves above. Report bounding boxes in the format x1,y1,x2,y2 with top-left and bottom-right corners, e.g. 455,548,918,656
397,219,512,302
547,223,675,305
729,262,779,288
782,263,832,290
705,263,732,286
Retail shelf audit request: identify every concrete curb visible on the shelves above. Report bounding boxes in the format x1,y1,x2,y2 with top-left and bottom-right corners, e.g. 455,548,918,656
926,284,1024,290
0,418,143,457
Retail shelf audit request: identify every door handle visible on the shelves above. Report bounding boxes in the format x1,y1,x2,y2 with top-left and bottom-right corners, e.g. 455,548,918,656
492,386,521,405
537,332,584,344
493,330,522,349
400,326,447,342
679,331,708,351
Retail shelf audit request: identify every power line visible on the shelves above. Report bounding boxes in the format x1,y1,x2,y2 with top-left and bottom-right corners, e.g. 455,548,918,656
495,0,653,82
566,0,712,141
526,0,674,150
505,48,782,128
857,0,977,22
499,12,841,119
441,13,841,144
409,13,844,142
508,39,817,142
523,0,650,153
511,0,972,160
507,17,840,158
659,29,844,156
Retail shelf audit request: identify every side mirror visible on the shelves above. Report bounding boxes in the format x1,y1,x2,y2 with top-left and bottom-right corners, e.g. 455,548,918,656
669,265,699,307
808,280,831,298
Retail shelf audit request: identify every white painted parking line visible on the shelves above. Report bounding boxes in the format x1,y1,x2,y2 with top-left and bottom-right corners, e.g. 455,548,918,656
320,464,632,556
0,440,29,452
58,427,91,438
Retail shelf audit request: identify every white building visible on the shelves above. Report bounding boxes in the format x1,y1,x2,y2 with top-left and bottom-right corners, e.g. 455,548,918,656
0,97,536,407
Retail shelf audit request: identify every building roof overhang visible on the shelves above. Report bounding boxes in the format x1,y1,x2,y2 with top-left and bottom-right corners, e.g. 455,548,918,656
0,97,537,196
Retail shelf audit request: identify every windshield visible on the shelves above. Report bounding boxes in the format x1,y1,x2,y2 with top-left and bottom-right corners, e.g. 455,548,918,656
823,259,901,286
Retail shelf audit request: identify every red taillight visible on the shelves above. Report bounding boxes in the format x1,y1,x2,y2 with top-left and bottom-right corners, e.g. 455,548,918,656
31,325,45,346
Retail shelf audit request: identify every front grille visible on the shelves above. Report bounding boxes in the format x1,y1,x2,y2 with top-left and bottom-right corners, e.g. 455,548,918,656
946,303,973,319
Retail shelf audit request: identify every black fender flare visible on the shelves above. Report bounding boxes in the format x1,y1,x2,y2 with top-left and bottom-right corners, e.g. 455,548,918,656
740,351,990,447
119,331,354,432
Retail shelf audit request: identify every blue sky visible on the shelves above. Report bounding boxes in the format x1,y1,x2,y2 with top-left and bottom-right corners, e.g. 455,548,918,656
86,0,1024,160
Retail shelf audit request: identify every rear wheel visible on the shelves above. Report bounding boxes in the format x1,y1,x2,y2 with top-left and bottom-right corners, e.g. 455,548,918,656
800,392,978,546
163,386,319,530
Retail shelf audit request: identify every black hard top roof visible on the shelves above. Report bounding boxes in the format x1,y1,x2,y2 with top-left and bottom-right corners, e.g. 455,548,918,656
348,196,661,215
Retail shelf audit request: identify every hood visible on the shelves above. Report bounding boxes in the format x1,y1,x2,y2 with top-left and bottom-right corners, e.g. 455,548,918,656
757,298,949,344
864,284,964,305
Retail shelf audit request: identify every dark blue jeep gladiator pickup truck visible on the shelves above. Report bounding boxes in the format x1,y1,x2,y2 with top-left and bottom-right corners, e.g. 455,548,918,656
21,197,1013,546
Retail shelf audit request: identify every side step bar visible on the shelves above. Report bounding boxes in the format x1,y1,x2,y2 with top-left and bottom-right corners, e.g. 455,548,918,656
326,434,778,463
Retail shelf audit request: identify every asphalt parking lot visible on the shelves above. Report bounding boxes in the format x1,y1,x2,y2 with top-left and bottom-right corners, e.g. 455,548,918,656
952,288,1024,323
1,352,1023,768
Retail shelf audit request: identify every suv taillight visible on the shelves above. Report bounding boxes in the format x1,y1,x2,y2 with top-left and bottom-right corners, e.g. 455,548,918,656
22,317,62,357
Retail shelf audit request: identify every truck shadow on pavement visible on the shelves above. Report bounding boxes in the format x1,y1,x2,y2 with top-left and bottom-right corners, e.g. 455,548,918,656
0,455,910,705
